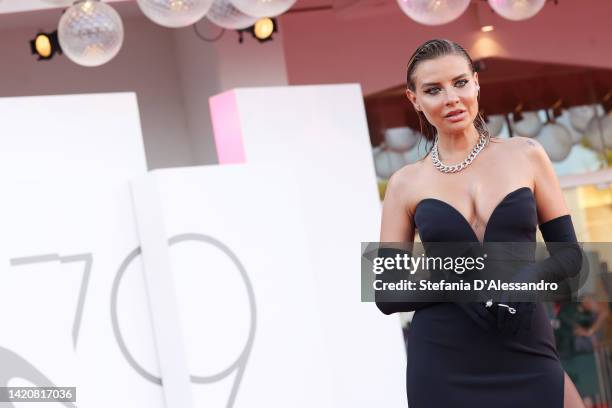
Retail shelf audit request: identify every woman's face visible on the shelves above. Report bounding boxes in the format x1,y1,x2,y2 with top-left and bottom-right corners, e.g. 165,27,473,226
406,54,479,135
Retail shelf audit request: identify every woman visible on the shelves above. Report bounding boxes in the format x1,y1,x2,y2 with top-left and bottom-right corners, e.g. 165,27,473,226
377,39,585,407
555,294,610,407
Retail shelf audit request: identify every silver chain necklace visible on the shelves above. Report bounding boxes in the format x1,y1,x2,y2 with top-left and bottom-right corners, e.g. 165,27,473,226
431,131,490,174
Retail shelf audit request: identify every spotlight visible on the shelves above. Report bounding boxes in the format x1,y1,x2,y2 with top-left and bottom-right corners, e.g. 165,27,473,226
254,17,275,41
30,31,62,60
237,17,277,43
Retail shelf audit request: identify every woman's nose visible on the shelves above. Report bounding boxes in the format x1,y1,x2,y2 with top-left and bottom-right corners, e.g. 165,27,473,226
445,88,460,104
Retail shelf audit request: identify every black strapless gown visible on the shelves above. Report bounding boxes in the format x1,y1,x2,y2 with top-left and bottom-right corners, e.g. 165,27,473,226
410,186,564,408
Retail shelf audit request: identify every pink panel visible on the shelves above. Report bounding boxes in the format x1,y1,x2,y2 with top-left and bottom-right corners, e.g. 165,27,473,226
209,90,246,164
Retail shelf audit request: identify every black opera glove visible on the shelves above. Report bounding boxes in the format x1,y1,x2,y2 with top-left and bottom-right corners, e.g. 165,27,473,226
374,243,493,331
452,245,499,332
486,214,585,336
374,246,438,315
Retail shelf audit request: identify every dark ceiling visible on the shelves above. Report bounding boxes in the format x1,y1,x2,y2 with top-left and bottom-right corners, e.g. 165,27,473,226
364,57,612,146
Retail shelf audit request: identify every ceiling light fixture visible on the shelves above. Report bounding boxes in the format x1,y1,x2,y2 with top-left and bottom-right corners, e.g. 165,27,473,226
237,17,277,43
253,17,275,40
30,31,62,60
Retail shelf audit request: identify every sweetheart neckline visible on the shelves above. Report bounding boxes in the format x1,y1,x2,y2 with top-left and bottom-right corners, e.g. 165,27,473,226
414,186,534,246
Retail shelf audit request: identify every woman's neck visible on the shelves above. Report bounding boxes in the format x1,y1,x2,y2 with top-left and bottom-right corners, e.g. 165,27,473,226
435,126,481,163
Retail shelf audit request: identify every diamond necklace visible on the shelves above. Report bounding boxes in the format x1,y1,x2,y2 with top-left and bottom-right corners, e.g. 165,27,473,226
431,131,490,174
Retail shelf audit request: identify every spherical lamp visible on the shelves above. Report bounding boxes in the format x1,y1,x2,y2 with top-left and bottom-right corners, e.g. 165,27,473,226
396,0,470,25
58,0,124,67
229,0,296,18
137,0,214,28
487,0,546,21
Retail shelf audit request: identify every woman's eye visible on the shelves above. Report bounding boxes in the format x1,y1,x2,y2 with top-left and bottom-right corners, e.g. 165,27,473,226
456,79,469,87
425,87,440,95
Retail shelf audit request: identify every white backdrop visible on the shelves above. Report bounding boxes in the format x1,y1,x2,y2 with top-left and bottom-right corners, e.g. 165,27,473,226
0,85,405,408
131,164,335,407
0,92,167,408
210,84,407,407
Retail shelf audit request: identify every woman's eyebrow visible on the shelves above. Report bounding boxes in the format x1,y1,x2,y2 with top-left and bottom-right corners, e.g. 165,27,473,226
421,74,469,88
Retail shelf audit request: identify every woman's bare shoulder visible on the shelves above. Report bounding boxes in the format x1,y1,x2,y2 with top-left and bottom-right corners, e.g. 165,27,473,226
385,160,426,211
388,160,425,188
502,135,541,150
490,135,542,160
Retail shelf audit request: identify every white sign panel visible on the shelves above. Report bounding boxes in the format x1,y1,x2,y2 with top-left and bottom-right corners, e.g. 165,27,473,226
130,164,335,408
0,93,167,408
210,84,406,407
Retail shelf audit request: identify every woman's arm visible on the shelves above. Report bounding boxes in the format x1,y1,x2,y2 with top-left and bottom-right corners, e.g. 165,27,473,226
587,301,610,336
489,139,586,335
528,137,584,284
526,137,570,225
579,297,610,336
379,168,415,244
375,167,437,314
